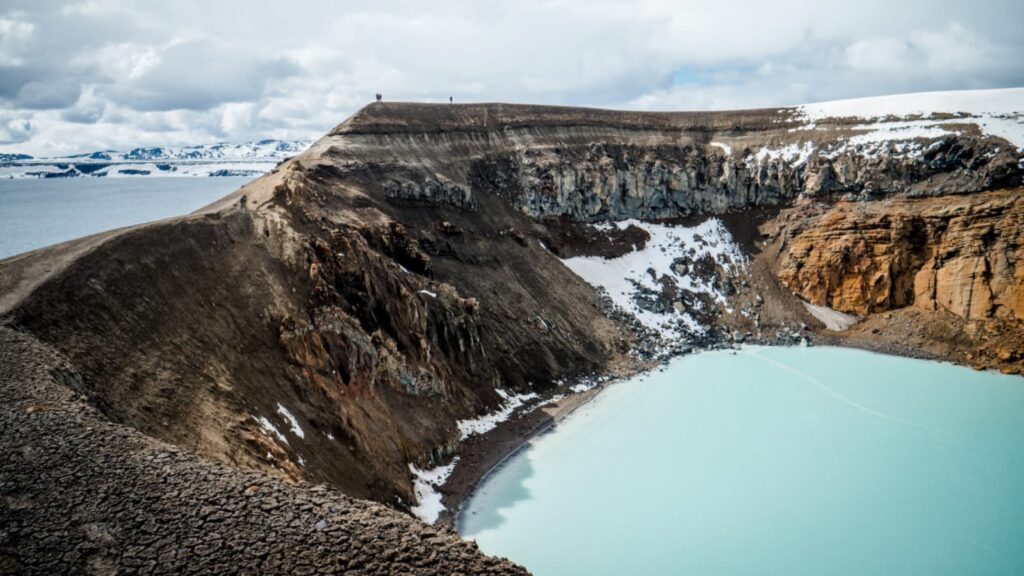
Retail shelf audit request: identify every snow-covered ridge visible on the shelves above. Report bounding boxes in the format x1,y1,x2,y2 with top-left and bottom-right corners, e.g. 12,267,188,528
794,87,1024,150
797,88,1022,121
0,139,312,178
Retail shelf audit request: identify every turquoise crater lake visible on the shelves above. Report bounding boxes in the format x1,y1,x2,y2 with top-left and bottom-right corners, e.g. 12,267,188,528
459,347,1024,575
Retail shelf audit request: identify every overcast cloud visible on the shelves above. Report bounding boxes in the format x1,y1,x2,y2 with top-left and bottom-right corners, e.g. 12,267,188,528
1,0,1022,155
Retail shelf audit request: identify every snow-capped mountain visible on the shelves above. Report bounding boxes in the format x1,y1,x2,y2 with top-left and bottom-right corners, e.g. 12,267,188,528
117,139,312,161
0,139,313,178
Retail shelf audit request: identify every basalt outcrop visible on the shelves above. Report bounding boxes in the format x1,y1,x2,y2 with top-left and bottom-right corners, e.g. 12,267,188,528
1,96,1022,573
472,135,1018,221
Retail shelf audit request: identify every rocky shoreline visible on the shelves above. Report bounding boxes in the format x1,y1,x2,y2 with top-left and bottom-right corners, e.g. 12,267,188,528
437,318,823,530
437,287,1024,532
437,323,1020,537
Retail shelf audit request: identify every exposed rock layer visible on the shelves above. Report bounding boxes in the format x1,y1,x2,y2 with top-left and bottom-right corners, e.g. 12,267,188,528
470,137,1018,221
777,190,1023,322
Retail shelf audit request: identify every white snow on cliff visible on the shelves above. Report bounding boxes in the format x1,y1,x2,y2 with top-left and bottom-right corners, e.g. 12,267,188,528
798,88,1022,122
753,141,816,165
456,389,539,440
253,415,288,445
561,218,744,341
409,458,460,523
276,403,305,439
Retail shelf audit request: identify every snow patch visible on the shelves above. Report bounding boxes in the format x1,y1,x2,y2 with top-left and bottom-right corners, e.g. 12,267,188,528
561,218,745,342
753,141,814,166
845,122,955,145
418,289,437,298
456,389,539,440
276,403,305,439
409,457,459,523
254,415,288,445
709,141,732,156
798,88,1023,122
802,301,859,331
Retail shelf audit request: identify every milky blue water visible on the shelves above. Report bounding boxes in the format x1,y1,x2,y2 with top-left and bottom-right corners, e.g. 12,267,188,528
0,177,251,259
460,346,1024,575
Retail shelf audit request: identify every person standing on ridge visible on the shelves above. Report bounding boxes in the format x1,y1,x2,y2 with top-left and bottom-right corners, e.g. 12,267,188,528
449,96,453,104
375,93,382,102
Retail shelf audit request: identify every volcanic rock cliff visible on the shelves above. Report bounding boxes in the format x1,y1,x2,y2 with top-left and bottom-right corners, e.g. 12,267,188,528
1,90,1022,573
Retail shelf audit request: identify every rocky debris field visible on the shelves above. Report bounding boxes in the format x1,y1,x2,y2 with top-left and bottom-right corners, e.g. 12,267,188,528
0,326,526,575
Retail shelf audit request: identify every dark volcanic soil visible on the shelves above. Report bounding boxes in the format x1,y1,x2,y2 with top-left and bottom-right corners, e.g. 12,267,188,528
0,325,526,575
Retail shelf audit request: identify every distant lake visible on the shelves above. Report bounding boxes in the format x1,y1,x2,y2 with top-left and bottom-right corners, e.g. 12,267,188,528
0,177,251,260
460,346,1024,576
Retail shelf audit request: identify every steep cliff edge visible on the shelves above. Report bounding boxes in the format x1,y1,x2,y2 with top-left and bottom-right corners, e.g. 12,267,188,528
0,89,1022,572
774,189,1023,372
777,190,1022,320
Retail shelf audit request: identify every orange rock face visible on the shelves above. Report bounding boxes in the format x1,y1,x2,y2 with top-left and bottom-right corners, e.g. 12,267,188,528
778,189,1024,322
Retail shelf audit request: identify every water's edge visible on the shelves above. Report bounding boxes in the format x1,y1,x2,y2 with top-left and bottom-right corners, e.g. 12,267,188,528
456,345,1024,575
449,342,1020,535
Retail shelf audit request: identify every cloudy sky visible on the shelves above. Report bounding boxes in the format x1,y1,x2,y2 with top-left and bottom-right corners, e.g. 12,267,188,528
1,0,1022,156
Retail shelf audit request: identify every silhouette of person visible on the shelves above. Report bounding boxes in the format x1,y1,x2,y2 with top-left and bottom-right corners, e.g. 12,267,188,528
449,96,453,104
376,93,382,102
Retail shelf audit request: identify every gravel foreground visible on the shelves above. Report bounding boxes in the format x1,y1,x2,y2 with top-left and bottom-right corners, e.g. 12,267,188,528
0,325,527,575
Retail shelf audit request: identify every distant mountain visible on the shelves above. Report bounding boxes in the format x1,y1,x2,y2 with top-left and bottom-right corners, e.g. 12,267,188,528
119,139,311,162
0,153,33,162
0,139,312,178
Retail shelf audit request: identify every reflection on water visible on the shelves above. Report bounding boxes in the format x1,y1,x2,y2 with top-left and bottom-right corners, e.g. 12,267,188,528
459,446,537,533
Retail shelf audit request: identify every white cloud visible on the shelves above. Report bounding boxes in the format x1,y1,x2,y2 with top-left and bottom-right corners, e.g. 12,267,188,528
845,22,1002,79
73,43,161,82
0,0,1022,156
0,112,33,144
60,86,106,123
0,17,34,66
220,102,256,134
